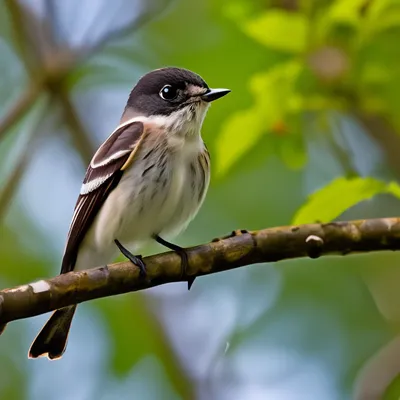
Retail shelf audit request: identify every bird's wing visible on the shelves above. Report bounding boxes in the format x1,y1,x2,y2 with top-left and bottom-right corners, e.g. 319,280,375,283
61,120,146,274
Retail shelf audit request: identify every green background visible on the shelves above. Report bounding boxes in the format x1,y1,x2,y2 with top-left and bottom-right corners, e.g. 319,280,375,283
1,0,400,399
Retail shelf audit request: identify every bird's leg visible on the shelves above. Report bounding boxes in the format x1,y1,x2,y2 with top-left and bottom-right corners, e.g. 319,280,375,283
114,239,147,277
154,235,194,290
212,229,250,242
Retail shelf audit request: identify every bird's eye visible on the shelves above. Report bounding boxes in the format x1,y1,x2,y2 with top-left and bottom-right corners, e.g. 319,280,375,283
159,85,178,100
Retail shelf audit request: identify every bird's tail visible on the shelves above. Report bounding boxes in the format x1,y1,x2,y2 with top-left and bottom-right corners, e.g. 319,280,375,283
28,305,77,360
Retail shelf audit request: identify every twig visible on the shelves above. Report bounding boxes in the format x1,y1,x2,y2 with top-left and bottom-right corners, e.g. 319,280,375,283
56,90,96,164
0,83,43,141
4,0,39,75
78,2,170,63
0,151,29,221
0,96,51,220
1,218,400,327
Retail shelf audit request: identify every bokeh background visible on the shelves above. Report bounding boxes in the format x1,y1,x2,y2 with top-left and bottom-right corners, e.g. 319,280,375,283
1,0,400,399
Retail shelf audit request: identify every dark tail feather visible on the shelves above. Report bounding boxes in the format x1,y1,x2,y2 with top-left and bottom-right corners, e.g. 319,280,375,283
28,305,77,360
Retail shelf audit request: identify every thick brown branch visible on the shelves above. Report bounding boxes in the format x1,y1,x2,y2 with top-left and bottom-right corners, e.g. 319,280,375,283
1,217,400,328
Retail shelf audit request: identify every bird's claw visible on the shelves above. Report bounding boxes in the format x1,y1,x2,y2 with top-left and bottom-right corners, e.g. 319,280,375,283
114,239,147,277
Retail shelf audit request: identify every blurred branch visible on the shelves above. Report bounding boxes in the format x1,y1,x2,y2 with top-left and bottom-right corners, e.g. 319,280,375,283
357,113,400,179
1,217,400,327
140,299,196,399
56,90,96,164
0,147,30,222
78,2,171,63
0,96,51,220
5,0,95,165
0,83,43,141
3,0,168,167
4,0,40,75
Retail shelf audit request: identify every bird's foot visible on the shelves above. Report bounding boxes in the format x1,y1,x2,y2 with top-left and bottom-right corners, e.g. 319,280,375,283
114,239,146,277
154,235,194,290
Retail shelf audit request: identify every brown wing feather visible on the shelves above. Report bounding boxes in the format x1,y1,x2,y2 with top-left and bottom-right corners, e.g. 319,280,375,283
61,120,145,274
61,173,123,274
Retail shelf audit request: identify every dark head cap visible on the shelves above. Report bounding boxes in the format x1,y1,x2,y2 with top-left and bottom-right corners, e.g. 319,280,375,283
123,67,230,118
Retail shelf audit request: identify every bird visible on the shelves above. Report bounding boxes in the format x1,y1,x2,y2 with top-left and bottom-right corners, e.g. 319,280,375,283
28,67,230,360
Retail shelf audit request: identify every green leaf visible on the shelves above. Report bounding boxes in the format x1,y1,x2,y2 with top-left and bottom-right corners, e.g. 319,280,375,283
215,61,304,177
325,0,365,27
367,0,400,20
316,0,364,43
242,10,308,54
387,181,400,198
293,177,400,225
214,107,264,178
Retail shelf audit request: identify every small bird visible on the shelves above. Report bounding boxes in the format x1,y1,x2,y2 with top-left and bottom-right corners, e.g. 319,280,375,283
28,67,230,360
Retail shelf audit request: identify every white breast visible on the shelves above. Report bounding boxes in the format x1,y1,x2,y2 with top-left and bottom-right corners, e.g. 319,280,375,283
91,133,209,253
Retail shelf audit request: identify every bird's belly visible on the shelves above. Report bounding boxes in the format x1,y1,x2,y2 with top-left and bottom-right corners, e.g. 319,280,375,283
94,151,207,251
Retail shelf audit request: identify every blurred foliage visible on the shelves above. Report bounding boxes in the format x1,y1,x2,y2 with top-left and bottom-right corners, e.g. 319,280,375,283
1,0,400,399
384,373,400,400
216,0,400,181
293,177,400,224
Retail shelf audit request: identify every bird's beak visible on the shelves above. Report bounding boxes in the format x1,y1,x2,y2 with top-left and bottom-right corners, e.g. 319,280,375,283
201,88,231,102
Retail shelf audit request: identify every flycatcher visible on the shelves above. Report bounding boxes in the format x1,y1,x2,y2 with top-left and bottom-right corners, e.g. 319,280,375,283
28,67,230,360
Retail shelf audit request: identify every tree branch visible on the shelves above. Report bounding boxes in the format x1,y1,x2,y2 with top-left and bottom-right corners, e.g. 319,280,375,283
4,0,41,75
1,217,400,329
0,83,43,141
55,89,97,164
0,95,51,220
